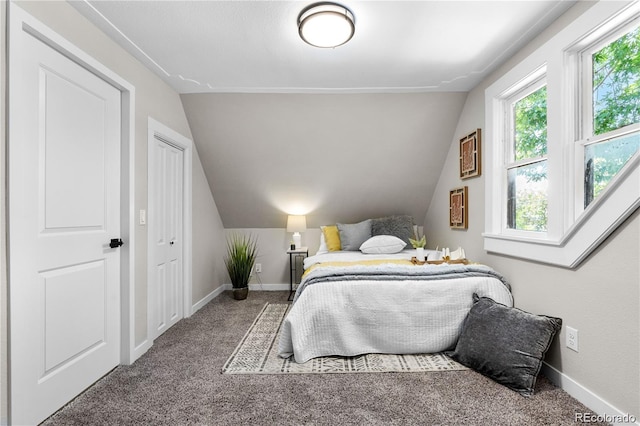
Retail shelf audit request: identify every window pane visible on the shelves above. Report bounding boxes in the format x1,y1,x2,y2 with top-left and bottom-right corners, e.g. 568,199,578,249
584,132,640,207
507,160,548,231
514,85,547,161
593,26,640,135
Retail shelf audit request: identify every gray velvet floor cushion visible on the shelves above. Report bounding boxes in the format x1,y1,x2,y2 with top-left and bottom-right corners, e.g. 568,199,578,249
448,294,562,397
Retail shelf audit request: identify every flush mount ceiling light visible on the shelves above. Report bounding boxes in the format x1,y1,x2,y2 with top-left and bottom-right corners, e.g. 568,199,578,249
298,2,355,48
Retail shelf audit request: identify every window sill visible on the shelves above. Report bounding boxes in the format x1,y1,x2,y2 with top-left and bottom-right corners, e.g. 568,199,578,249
484,155,639,268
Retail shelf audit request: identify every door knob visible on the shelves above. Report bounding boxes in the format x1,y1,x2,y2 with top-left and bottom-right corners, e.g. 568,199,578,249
109,238,124,248
170,241,175,245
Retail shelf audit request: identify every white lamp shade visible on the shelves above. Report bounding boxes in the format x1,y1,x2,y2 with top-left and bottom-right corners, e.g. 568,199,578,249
286,215,307,233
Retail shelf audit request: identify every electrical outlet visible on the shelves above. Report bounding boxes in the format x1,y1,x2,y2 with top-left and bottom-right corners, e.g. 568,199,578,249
255,263,262,273
566,326,579,352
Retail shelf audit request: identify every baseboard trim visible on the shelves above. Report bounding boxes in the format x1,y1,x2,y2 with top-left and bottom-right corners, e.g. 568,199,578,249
191,285,225,314
249,283,289,291
130,339,152,364
542,363,639,425
221,283,290,292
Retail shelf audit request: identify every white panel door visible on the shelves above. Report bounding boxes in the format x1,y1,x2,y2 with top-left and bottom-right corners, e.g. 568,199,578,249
9,27,121,425
152,137,184,337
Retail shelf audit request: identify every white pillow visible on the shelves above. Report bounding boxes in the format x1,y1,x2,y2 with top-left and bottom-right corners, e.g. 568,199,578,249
316,226,329,255
359,235,406,254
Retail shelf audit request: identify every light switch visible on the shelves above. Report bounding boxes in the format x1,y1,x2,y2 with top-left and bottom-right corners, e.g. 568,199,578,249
139,209,146,225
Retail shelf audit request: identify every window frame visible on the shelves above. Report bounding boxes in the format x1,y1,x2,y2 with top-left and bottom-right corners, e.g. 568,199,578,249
579,19,640,141
503,78,549,234
484,1,640,268
575,18,640,215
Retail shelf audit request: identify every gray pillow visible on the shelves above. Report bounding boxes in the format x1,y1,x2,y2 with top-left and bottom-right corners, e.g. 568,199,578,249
447,294,562,397
371,215,414,246
336,220,372,251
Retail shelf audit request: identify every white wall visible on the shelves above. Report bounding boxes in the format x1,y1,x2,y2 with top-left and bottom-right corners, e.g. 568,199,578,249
424,1,639,418
7,0,226,358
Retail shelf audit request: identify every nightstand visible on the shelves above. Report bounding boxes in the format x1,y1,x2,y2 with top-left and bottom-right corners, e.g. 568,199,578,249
287,247,308,301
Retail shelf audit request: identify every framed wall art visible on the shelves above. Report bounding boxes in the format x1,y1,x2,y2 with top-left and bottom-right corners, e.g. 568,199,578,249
449,186,468,229
459,129,481,179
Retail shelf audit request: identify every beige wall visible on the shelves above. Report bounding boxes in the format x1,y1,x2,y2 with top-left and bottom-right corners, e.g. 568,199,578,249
192,146,226,302
424,1,639,417
223,228,322,286
7,0,225,362
182,92,467,229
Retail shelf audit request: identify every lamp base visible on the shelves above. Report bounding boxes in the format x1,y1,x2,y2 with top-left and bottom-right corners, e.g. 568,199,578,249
293,232,301,249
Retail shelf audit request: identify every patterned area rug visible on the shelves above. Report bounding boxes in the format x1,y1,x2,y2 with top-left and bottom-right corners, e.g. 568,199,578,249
222,303,467,374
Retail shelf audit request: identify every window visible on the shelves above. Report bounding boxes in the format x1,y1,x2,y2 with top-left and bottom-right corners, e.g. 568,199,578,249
591,26,639,136
584,132,640,206
582,24,640,208
506,84,548,232
484,2,640,268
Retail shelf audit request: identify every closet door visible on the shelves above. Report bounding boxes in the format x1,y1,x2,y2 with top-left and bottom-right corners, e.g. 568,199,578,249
151,136,184,337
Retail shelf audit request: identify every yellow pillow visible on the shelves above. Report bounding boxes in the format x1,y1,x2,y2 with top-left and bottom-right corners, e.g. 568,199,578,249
323,225,341,251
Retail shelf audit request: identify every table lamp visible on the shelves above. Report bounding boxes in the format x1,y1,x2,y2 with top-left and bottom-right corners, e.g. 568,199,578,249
286,215,307,249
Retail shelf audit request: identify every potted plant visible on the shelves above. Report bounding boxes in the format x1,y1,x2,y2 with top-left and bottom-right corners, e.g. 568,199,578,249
409,233,427,261
224,233,258,300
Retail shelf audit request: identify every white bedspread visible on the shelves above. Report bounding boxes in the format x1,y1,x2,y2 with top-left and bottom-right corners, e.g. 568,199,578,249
278,255,512,363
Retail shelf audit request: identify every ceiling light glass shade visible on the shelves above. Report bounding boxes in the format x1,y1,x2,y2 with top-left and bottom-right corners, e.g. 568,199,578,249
298,3,355,48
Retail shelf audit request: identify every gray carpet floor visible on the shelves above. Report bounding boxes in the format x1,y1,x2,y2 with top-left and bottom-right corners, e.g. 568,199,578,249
43,291,606,425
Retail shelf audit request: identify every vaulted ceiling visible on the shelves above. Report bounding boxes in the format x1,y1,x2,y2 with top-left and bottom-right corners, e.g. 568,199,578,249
181,92,467,227
72,1,576,228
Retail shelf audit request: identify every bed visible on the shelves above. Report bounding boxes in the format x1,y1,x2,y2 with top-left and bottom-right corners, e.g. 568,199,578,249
278,248,513,363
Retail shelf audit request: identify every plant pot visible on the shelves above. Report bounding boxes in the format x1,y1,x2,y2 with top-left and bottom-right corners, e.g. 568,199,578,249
233,287,248,300
416,247,425,262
